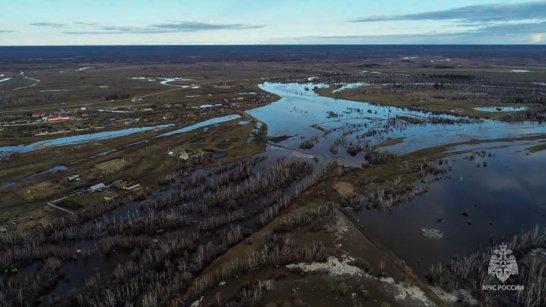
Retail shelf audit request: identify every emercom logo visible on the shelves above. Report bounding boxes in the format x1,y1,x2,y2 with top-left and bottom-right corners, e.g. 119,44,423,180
482,244,524,291
488,244,518,283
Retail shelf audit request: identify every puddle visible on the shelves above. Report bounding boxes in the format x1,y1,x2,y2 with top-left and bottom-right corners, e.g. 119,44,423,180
474,106,528,112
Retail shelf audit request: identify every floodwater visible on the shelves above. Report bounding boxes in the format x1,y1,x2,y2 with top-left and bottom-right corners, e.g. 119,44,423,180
3,81,546,280
155,114,241,137
354,143,546,273
251,82,546,274
474,106,528,112
0,124,173,156
249,82,546,166
0,114,242,157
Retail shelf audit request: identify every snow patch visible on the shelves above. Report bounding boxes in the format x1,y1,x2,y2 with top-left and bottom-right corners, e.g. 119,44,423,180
380,277,431,305
192,103,222,109
286,255,436,306
190,296,203,307
332,82,369,93
286,255,364,276
432,287,478,305
75,67,93,72
422,228,444,239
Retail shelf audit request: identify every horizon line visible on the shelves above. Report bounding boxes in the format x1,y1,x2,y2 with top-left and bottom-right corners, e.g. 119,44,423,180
1,43,546,47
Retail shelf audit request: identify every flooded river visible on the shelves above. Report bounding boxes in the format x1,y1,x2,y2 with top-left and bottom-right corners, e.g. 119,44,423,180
250,82,546,274
250,82,546,160
0,115,241,156
3,81,546,278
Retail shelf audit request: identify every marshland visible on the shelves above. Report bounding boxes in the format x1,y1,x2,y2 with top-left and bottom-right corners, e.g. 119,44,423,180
1,46,546,306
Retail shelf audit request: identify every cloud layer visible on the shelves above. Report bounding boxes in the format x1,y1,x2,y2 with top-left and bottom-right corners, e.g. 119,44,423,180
32,21,264,35
352,1,546,23
347,1,546,44
12,1,546,44
31,22,66,29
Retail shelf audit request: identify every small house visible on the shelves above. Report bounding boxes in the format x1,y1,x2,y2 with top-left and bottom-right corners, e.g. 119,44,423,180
32,111,46,118
178,151,189,160
103,190,119,201
66,174,80,182
89,183,106,192
123,183,140,191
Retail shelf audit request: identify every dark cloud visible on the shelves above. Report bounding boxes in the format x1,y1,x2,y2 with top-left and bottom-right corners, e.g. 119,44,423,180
352,1,546,23
0,30,14,33
64,21,264,35
31,22,66,29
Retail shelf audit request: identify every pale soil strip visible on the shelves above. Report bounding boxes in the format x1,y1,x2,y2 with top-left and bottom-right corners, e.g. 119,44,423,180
46,203,75,215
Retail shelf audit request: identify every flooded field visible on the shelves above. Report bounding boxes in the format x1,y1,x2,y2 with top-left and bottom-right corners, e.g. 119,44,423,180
3,81,545,283
2,53,546,305
250,82,546,157
250,82,546,276
355,143,546,273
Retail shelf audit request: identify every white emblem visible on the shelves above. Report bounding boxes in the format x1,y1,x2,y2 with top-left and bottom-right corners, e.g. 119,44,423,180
488,244,518,283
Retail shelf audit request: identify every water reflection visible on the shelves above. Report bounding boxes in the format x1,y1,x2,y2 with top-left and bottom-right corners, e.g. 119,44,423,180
251,82,546,274
0,125,173,156
249,82,546,166
354,145,546,274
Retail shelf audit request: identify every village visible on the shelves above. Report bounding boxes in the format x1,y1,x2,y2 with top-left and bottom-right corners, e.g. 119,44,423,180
0,86,273,138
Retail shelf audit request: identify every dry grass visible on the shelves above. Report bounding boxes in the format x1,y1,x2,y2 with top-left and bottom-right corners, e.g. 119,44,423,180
527,142,546,153
95,158,128,173
372,137,405,150
333,181,355,198
0,117,266,229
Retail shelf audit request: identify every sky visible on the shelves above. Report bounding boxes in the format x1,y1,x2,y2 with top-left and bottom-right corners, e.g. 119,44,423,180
0,0,545,45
